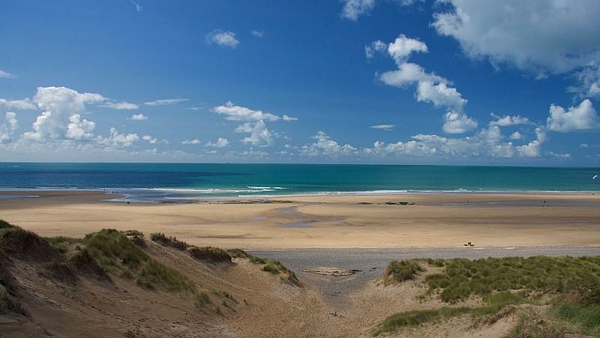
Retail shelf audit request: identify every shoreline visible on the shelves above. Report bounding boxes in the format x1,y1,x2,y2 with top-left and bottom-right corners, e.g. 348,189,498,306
1,189,599,250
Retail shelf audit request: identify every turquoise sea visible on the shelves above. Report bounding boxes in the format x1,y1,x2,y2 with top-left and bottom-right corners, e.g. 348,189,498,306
0,163,598,202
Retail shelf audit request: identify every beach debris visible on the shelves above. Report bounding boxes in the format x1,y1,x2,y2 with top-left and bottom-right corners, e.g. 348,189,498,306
464,241,475,247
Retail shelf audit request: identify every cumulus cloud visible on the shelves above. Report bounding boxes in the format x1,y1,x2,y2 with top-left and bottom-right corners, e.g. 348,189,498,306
23,86,105,141
0,112,18,143
251,30,264,38
369,34,474,133
214,101,281,122
369,123,546,160
571,64,600,99
129,114,147,121
547,99,599,132
489,114,531,127
0,98,37,110
144,98,188,106
142,135,157,144
206,30,239,48
66,114,95,140
432,1,600,75
510,131,523,140
417,81,467,111
443,111,477,134
387,34,428,65
370,124,395,131
105,127,139,147
235,120,274,146
341,0,375,21
214,102,296,147
301,131,357,157
206,137,229,148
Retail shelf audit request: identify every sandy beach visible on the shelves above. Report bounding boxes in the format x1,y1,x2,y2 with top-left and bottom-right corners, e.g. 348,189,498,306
2,190,600,337
1,190,599,250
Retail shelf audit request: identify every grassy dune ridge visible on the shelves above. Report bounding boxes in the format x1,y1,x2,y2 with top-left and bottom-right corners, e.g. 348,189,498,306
1,218,599,337
377,257,600,337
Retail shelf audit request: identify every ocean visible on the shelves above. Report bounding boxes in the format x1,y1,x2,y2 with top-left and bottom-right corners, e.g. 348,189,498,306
0,163,598,202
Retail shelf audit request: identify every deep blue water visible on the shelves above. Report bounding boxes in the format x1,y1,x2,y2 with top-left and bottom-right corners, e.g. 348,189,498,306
0,163,598,201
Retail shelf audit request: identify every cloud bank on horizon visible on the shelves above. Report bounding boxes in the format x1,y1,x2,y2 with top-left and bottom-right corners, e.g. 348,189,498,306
0,0,599,164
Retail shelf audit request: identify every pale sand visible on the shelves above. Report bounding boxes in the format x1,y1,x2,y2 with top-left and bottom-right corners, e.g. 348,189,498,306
1,190,599,250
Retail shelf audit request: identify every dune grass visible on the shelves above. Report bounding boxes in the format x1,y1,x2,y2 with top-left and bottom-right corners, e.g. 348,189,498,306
383,259,424,285
424,256,600,303
150,232,188,251
375,256,600,336
84,229,196,293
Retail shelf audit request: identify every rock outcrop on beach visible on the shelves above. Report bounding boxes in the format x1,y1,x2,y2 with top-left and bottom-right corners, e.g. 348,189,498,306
1,219,598,338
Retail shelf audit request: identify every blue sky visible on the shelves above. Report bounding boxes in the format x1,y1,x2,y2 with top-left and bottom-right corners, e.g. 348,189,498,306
1,0,599,165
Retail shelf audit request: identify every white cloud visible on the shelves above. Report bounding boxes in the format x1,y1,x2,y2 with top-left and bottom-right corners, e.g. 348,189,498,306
489,114,531,127
214,101,281,121
0,112,18,143
370,124,395,131
105,127,139,148
510,131,523,140
432,1,600,77
66,114,95,140
387,35,428,65
0,69,16,79
182,139,201,145
206,30,239,48
369,122,547,160
104,101,139,110
24,86,105,141
130,114,147,121
365,40,387,58
142,135,157,144
301,131,357,157
251,30,264,38
0,98,37,110
214,102,295,148
416,81,467,111
443,111,477,134
341,0,375,21
206,137,229,148
571,64,600,99
370,34,474,134
144,98,188,106
547,99,599,132
235,120,274,147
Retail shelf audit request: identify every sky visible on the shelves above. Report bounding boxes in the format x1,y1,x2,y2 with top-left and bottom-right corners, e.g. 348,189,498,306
1,0,599,166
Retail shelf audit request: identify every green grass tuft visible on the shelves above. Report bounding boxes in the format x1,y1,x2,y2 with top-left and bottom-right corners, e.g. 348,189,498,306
195,291,211,309
383,259,424,284
150,233,188,251
136,260,196,293
84,229,149,275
